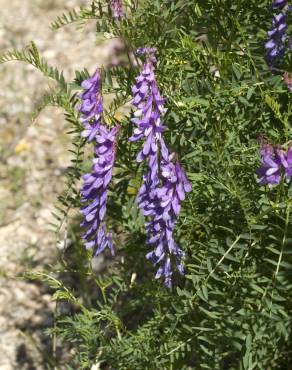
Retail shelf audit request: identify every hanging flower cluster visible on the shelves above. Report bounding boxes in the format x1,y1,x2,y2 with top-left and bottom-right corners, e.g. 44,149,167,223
80,125,119,256
265,1,291,66
79,70,119,257
79,70,103,141
257,144,292,185
130,49,191,287
109,0,124,20
142,153,192,288
129,47,165,163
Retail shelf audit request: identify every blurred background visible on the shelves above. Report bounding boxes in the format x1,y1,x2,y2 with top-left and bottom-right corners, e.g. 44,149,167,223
0,1,116,368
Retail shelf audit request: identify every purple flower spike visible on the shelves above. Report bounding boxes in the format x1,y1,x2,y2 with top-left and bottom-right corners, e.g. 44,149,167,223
266,12,287,65
144,153,192,287
130,49,192,287
129,54,166,163
265,1,291,66
80,124,120,256
109,0,124,20
79,69,103,142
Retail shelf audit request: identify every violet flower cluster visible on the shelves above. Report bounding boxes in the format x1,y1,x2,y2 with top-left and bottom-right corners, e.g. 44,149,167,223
109,0,124,20
265,0,291,66
79,70,119,257
142,153,192,288
79,69,103,141
257,144,292,185
129,49,165,163
130,49,191,287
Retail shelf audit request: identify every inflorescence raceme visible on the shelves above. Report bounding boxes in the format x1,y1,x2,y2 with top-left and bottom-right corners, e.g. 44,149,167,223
257,144,292,185
79,69,103,142
265,0,291,66
79,70,119,257
130,48,191,287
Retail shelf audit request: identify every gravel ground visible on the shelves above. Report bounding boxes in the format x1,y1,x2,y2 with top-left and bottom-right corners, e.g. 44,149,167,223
0,1,116,368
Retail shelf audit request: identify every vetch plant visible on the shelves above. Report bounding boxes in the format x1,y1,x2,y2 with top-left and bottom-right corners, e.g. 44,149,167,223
1,0,292,369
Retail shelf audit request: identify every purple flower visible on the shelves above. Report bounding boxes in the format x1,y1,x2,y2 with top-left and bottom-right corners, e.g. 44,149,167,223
136,47,157,55
130,49,192,287
136,47,157,65
137,153,160,213
278,146,292,180
78,69,119,257
257,144,292,185
80,124,120,256
109,0,124,20
129,55,166,163
266,12,288,65
136,47,158,59
257,144,282,185
156,257,172,289
286,147,292,179
272,0,287,8
79,69,103,142
265,1,291,66
144,154,191,287
129,51,164,210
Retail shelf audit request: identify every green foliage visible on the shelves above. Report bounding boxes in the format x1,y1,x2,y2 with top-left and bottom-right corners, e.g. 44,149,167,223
0,41,66,88
2,0,292,369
